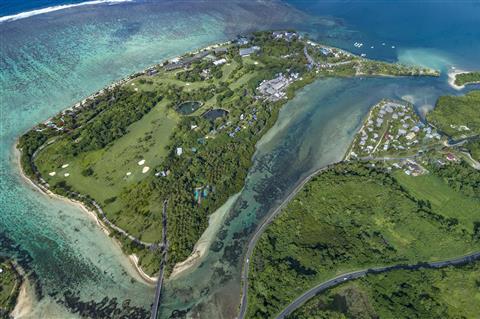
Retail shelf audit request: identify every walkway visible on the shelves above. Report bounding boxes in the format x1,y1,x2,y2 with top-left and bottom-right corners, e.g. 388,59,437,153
150,199,169,319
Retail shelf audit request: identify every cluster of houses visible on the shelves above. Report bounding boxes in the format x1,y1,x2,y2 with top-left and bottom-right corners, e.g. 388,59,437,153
163,46,229,72
226,107,258,138
351,101,441,158
256,72,299,101
272,31,299,41
391,159,428,176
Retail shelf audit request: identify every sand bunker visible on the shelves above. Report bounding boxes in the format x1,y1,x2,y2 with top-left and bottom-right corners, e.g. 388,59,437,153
64,173,70,177
49,172,56,176
61,164,69,168
126,172,132,176
142,166,150,174
138,159,145,166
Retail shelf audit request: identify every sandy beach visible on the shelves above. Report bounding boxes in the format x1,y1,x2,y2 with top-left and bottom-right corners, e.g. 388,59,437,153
10,263,33,319
11,280,34,319
169,192,241,279
448,68,468,90
129,254,158,284
13,145,155,287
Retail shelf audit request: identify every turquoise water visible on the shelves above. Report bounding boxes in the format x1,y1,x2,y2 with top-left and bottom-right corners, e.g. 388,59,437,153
0,0,312,317
1,0,480,318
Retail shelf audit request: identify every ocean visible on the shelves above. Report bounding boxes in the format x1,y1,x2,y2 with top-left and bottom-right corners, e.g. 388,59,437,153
0,0,86,17
1,0,479,318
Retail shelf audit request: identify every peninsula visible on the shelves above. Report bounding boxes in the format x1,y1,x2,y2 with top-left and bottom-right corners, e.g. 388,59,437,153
245,90,480,318
454,71,480,87
17,30,439,278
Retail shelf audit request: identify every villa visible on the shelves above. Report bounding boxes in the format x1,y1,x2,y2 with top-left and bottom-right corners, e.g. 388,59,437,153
240,46,261,57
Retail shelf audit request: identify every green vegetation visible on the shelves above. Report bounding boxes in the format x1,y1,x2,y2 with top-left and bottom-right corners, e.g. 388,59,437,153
247,162,480,318
347,100,443,159
427,90,480,138
357,60,439,77
465,139,480,161
454,71,480,86
0,259,21,317
288,262,480,319
18,31,438,276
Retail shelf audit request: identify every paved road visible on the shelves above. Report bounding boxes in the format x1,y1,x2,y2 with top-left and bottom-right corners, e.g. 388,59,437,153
236,157,480,319
237,164,338,319
275,251,480,319
150,199,169,319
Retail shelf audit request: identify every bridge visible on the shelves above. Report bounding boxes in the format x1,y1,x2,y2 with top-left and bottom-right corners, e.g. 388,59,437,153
150,199,168,319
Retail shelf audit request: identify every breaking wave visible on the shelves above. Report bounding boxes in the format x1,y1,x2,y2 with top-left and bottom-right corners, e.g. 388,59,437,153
0,0,134,23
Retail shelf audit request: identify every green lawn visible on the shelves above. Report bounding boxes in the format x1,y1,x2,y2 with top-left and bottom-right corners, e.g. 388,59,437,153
394,171,480,229
288,261,480,319
35,100,178,241
247,162,480,318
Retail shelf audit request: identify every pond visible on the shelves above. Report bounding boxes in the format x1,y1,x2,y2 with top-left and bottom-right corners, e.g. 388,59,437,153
202,108,229,121
177,101,202,115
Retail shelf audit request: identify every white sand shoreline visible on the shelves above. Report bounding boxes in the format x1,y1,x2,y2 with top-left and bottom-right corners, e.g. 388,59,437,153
12,144,156,288
129,254,158,284
447,68,469,90
169,192,241,279
11,279,34,319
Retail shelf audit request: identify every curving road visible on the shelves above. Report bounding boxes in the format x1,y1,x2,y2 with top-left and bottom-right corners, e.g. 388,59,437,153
237,163,338,319
275,251,480,319
237,159,480,319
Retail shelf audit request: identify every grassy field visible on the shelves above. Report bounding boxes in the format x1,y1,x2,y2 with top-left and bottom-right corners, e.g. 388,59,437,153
288,261,480,319
247,162,480,318
394,171,480,228
0,260,21,317
35,100,178,241
427,90,480,138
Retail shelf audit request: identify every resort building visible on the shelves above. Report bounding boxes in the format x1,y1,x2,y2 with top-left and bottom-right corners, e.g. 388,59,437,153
239,46,261,57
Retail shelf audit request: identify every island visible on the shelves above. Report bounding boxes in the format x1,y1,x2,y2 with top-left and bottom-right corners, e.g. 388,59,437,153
454,71,480,87
17,30,439,278
245,90,480,318
0,258,22,318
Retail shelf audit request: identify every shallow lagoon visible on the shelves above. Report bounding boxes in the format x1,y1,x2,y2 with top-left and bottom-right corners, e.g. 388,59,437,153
1,0,480,318
0,0,315,317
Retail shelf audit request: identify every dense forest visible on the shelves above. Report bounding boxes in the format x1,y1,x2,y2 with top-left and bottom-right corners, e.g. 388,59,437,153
454,71,480,86
427,90,480,138
247,162,480,318
288,262,480,319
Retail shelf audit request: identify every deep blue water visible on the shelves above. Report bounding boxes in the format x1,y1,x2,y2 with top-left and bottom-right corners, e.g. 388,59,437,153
287,0,480,69
0,0,87,16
